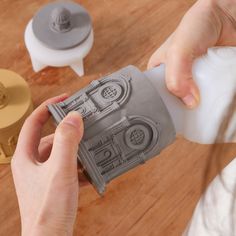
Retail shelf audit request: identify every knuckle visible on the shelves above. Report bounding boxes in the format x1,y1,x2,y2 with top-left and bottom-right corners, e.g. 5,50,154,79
23,116,32,126
167,45,184,62
166,80,181,94
11,154,20,172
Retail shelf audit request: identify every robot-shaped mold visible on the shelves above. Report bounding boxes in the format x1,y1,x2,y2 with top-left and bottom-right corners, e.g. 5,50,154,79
48,66,176,194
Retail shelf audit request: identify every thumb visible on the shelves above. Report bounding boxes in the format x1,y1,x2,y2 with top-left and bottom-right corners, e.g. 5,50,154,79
49,111,84,171
165,48,200,108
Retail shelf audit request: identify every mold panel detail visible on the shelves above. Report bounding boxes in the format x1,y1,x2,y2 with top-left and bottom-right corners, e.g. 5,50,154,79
48,72,131,128
79,116,160,182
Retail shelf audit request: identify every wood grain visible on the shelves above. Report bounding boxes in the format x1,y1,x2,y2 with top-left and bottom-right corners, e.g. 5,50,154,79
0,0,235,235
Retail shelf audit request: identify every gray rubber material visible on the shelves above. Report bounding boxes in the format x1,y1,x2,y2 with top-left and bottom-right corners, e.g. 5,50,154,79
32,1,92,50
48,65,176,194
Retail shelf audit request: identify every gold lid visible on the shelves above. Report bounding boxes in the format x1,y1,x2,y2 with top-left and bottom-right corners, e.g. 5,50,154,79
0,69,32,130
0,69,33,164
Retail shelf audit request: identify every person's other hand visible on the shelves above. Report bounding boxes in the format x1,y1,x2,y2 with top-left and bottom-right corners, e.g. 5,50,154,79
11,95,84,236
148,0,236,108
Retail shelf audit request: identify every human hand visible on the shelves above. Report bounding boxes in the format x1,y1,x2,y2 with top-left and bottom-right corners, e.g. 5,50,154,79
11,95,84,236
148,0,236,108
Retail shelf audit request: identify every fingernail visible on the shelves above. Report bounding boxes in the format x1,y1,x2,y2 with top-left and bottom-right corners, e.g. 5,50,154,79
182,93,198,109
57,93,68,100
63,111,81,129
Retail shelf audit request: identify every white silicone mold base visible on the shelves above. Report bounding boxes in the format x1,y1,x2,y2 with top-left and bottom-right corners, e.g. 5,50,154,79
24,20,94,76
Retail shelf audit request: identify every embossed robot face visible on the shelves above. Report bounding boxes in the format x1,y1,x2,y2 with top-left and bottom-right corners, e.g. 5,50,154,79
98,83,123,103
124,124,152,151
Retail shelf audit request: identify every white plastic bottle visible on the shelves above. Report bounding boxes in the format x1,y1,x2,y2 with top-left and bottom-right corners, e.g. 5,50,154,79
145,47,236,235
145,47,236,144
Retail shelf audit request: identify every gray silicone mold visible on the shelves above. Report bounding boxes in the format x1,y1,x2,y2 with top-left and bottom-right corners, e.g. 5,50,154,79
32,1,92,50
48,66,176,194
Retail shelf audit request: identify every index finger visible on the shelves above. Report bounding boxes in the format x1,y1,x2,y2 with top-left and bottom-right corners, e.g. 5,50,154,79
15,94,68,160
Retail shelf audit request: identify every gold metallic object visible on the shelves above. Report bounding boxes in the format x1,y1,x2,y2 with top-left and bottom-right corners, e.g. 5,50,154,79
0,69,33,164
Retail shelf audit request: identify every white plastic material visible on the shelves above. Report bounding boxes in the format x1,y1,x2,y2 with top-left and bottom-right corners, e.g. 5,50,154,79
145,47,236,144
183,158,236,236
24,20,94,76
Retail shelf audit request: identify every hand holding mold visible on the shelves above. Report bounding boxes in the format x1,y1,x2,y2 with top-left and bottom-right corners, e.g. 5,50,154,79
11,95,84,235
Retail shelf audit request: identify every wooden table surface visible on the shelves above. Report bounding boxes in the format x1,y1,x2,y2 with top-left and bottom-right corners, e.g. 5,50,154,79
1,0,236,235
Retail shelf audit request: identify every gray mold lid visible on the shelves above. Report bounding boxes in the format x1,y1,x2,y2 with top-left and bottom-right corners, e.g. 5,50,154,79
32,1,92,50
